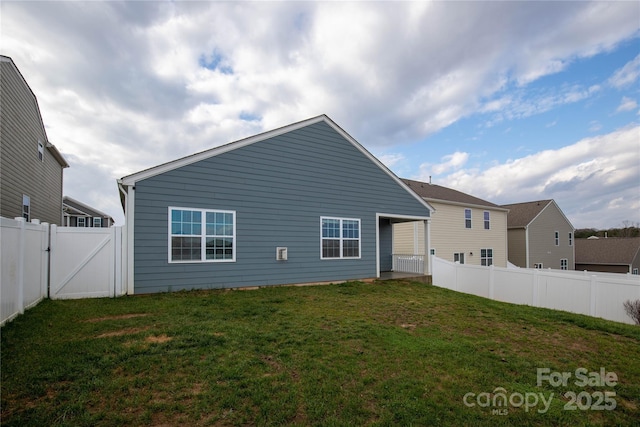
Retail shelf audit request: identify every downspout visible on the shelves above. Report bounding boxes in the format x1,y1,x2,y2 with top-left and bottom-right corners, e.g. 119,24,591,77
524,225,529,269
118,182,134,295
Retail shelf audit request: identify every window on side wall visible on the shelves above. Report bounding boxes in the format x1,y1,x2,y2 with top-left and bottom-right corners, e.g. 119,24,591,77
481,248,493,266
568,232,573,246
484,211,490,230
534,263,543,269
554,231,559,246
321,217,361,259
22,195,30,221
454,252,465,264
169,207,236,263
38,140,44,162
464,209,472,229
560,258,568,270
78,217,86,227
93,217,102,227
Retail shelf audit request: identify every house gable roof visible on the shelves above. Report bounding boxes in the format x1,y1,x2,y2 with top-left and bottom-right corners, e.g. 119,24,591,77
402,179,507,211
501,199,553,228
63,196,114,221
118,115,434,213
0,55,69,169
575,237,640,265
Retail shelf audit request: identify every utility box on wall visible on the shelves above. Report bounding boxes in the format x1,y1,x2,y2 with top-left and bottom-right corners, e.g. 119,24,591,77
276,247,288,261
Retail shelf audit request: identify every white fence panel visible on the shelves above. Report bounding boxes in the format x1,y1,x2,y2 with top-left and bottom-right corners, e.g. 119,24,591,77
1,218,49,325
593,277,640,324
49,225,123,299
431,256,456,291
431,256,640,325
458,264,491,298
493,268,535,306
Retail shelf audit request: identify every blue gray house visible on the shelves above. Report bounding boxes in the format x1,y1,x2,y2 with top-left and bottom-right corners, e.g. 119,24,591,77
117,115,433,294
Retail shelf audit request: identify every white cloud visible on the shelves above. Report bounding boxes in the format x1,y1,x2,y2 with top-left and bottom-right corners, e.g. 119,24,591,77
420,152,470,176
427,126,640,229
1,1,638,226
609,54,640,88
616,96,638,113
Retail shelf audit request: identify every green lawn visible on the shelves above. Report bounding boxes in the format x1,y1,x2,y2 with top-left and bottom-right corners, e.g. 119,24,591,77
1,280,639,426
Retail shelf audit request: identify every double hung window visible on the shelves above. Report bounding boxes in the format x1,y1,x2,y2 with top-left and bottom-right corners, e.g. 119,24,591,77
169,207,235,263
481,248,493,266
321,217,360,259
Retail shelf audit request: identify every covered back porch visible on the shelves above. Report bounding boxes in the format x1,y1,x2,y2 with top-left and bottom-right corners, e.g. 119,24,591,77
377,214,431,278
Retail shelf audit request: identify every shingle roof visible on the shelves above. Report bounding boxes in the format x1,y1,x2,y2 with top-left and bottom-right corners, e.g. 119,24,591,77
501,200,553,228
575,237,640,265
63,196,113,220
401,179,505,209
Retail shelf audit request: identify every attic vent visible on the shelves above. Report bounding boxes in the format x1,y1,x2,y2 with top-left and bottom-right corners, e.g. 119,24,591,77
276,247,288,261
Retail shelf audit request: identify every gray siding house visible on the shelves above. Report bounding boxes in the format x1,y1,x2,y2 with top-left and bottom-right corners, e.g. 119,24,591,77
502,199,575,270
118,115,434,294
0,55,69,225
63,196,115,227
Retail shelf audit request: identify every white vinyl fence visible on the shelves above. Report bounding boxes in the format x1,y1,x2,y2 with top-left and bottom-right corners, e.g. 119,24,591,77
1,217,125,325
1,217,49,325
432,256,640,325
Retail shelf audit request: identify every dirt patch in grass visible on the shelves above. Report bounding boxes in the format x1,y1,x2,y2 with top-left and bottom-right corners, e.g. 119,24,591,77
84,313,149,322
145,334,172,344
96,326,151,338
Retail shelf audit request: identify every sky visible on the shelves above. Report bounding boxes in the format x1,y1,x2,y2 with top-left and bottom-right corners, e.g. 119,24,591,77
2,1,639,229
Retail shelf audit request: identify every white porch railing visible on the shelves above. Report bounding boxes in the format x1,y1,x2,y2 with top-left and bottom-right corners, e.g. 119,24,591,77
392,254,426,274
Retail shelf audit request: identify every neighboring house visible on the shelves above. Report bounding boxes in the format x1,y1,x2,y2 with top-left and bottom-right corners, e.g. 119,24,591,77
394,179,509,267
63,196,114,227
117,115,434,294
575,237,640,274
502,200,575,270
0,55,69,225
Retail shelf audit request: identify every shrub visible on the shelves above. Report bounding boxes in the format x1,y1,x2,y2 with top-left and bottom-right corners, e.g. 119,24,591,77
623,299,640,325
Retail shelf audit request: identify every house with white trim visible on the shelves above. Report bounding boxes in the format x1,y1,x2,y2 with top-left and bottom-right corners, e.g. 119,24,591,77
394,179,509,268
502,199,575,270
117,115,434,294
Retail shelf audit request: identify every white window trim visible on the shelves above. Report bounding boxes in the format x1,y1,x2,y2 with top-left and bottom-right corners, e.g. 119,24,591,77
168,207,236,264
560,258,568,270
464,209,472,229
38,140,44,162
77,217,86,227
633,268,639,275
554,231,559,246
320,216,361,260
483,211,490,230
534,263,543,269
480,248,493,266
22,194,30,222
569,232,573,246
93,217,102,227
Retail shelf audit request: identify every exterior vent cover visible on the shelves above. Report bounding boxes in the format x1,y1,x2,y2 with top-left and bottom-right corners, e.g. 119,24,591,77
276,247,288,261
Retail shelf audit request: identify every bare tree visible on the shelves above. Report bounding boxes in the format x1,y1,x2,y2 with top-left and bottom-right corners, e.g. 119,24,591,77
623,300,640,325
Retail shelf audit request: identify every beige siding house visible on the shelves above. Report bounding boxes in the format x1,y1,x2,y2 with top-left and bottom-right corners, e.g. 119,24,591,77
394,179,509,267
0,55,69,225
502,200,575,270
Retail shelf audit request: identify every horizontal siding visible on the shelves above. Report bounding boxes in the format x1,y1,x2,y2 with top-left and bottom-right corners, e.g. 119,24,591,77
0,61,64,224
507,229,527,267
393,202,508,267
528,203,575,269
133,120,431,293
